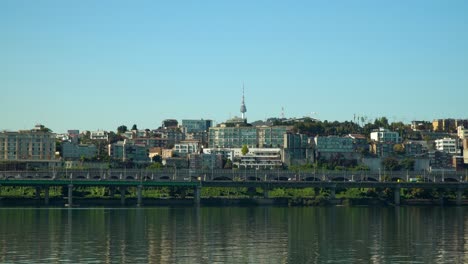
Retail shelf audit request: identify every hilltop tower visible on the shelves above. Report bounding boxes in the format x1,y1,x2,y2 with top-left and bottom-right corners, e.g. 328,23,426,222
240,83,247,119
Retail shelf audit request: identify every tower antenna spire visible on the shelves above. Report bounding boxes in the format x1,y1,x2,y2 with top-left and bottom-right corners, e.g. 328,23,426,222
240,82,247,119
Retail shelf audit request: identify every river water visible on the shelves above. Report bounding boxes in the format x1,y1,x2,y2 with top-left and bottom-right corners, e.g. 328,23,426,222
0,206,466,263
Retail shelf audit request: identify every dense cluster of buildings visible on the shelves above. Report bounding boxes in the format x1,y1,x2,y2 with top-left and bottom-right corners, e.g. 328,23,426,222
1,94,468,172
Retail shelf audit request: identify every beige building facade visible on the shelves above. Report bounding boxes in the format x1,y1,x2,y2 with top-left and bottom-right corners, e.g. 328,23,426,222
0,127,56,161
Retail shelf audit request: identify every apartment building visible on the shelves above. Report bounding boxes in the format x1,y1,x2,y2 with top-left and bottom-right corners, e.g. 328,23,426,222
208,125,291,148
433,119,468,132
0,126,56,161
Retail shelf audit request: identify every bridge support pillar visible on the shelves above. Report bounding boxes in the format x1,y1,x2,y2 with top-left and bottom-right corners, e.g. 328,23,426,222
394,187,401,206
456,188,463,206
194,185,201,205
263,186,269,199
329,186,336,200
120,187,126,206
35,186,41,200
68,184,73,207
137,185,143,207
248,187,256,199
109,187,116,197
44,187,49,205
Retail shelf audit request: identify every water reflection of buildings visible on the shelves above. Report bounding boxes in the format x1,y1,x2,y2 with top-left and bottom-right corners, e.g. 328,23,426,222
1,207,467,263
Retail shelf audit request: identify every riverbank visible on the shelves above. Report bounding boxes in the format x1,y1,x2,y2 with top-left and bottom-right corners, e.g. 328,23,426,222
1,196,467,207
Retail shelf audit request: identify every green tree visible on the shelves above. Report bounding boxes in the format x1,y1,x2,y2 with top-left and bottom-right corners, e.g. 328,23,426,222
131,124,138,131
147,162,162,170
117,125,128,134
241,145,249,155
374,117,389,128
393,143,405,155
108,131,123,144
382,157,400,171
37,125,52,132
152,155,162,163
55,140,62,154
224,159,233,169
400,158,415,171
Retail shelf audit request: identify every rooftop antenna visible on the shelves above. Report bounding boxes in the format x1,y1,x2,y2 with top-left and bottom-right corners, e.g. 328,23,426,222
281,107,285,119
310,112,318,120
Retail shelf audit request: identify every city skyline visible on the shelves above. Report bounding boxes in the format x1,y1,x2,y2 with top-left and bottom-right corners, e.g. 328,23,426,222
2,1,468,133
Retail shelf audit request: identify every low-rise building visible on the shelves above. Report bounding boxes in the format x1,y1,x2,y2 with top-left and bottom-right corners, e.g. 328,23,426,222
457,126,468,140
185,131,209,147
62,142,97,160
68,130,80,143
108,140,149,162
411,121,432,131
153,129,185,146
188,153,223,170
429,150,453,169
134,137,168,148
348,134,369,152
257,126,290,148
148,147,163,161
370,128,401,143
435,138,459,154
404,141,426,157
314,136,354,159
282,133,313,165
463,139,468,165
236,148,282,169
163,157,188,168
90,130,108,140
453,156,465,171
162,149,174,159
370,142,395,158
202,148,235,161
56,133,70,141
162,119,179,129
174,141,200,156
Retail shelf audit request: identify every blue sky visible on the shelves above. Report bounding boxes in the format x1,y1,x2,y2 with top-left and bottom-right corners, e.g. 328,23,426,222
1,1,467,133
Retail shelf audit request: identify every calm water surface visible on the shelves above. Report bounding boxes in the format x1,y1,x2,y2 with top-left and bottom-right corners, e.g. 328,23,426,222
0,206,467,263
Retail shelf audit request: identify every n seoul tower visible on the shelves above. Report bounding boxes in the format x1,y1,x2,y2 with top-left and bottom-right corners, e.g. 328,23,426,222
240,83,247,120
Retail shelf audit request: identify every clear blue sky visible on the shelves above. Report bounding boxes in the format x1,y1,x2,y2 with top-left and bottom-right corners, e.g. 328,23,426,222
2,1,467,133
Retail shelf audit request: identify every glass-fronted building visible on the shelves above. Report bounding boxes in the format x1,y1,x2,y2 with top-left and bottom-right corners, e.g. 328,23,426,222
208,126,291,148
209,126,257,148
182,119,213,133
